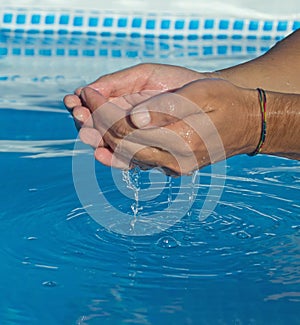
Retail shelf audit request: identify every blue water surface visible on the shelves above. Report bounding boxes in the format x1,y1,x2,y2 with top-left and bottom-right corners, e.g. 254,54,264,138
0,69,299,324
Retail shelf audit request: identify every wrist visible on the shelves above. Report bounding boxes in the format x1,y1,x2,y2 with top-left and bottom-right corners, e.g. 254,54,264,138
247,90,300,159
260,92,298,157
233,88,262,156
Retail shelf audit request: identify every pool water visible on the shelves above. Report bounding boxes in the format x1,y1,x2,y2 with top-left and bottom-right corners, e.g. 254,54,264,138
0,32,300,325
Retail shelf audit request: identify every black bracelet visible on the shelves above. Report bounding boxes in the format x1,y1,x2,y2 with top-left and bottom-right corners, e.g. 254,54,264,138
248,88,267,156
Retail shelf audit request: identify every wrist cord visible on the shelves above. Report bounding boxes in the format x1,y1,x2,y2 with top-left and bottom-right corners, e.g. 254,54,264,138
248,88,267,156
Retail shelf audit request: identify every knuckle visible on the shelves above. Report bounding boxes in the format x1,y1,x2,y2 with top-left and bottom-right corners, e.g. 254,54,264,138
113,121,130,138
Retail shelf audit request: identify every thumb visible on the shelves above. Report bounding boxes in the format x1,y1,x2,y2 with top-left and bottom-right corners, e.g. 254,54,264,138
80,87,107,113
130,92,200,128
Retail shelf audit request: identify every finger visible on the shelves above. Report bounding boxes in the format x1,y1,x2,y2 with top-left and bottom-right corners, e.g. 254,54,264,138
130,92,200,128
79,127,104,148
94,147,133,170
79,87,107,113
121,90,161,107
81,87,137,141
104,128,184,174
109,90,162,111
64,94,81,111
87,64,151,98
75,86,84,97
73,106,93,127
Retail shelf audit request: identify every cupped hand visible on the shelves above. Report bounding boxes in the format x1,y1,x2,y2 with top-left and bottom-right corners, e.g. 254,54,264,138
63,63,207,128
78,79,261,176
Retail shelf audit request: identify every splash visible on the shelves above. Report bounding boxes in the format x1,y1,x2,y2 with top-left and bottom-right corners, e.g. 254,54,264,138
122,167,143,230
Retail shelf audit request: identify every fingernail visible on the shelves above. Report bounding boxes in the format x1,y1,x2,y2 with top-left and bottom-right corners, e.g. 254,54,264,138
73,110,84,121
131,107,151,128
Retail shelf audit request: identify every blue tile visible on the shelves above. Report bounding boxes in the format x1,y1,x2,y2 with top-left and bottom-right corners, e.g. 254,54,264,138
217,45,227,54
112,49,122,57
204,19,214,29
263,21,273,31
0,47,8,55
3,14,13,23
292,21,300,30
69,49,78,56
260,46,269,52
232,34,242,40
83,49,95,56
131,32,141,38
173,35,184,40
73,17,83,26
203,46,213,55
103,18,113,27
45,15,55,24
44,30,54,35
39,49,52,56
88,17,98,27
143,51,154,58
189,20,199,30
116,32,126,38
217,34,228,39
146,20,155,29
99,49,108,56
188,35,198,40
87,31,97,36
126,50,138,57
219,20,229,29
261,35,271,40
246,46,256,53
71,31,83,35
159,34,170,39
100,32,111,37
202,34,213,40
31,15,40,24
277,21,287,31
249,21,258,30
86,38,97,45
118,18,127,27
275,35,284,41
161,20,170,29
27,29,39,35
12,48,21,55
232,45,242,52
132,18,142,28
160,42,169,50
233,20,243,30
59,15,69,25
56,49,65,56
16,14,26,24
58,30,68,35
25,49,34,56
175,20,184,30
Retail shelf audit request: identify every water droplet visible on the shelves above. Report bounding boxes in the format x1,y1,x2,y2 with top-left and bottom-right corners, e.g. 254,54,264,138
156,236,179,248
42,281,57,288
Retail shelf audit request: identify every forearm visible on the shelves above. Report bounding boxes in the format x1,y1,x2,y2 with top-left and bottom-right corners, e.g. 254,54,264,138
209,29,300,93
258,90,300,159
